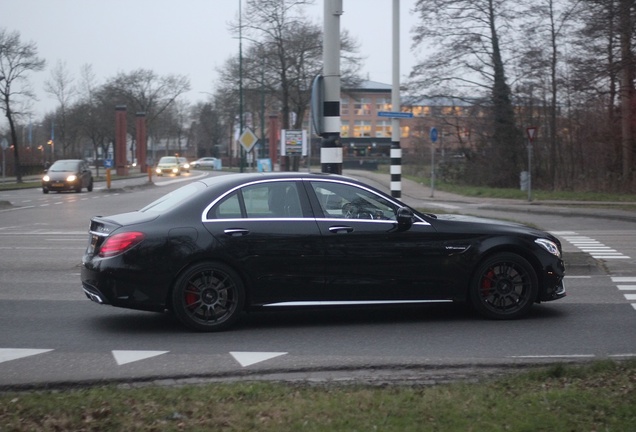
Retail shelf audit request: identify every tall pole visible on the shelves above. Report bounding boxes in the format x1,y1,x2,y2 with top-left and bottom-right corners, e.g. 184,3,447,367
239,0,245,173
390,0,401,197
320,0,343,174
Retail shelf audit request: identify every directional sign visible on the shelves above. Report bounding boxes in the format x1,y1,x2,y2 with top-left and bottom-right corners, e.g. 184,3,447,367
430,127,438,143
378,111,413,119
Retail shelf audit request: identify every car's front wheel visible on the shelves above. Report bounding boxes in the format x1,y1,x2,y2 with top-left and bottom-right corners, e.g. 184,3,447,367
171,262,245,331
469,253,538,319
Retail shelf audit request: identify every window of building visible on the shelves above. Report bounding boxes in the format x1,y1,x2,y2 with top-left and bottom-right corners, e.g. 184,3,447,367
376,97,392,112
353,98,372,115
375,120,392,138
353,120,372,137
442,106,463,116
341,120,350,137
341,97,349,115
410,106,431,117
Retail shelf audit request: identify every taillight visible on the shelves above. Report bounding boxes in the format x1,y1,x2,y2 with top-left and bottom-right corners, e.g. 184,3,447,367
99,232,145,258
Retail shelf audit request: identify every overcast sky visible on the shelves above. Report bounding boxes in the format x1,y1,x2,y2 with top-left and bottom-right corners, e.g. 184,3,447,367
4,0,421,118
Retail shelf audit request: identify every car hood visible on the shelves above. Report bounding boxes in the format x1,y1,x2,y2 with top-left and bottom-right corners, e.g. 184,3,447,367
432,213,551,238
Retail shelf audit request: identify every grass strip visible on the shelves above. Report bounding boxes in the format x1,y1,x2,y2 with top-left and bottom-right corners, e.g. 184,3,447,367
1,360,634,431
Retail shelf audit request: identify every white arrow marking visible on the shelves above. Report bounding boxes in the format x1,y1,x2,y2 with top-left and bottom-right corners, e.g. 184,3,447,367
230,351,287,367
112,350,169,366
0,348,53,364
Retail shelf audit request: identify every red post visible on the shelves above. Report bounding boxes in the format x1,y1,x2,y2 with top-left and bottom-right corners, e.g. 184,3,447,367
115,105,129,176
136,112,147,173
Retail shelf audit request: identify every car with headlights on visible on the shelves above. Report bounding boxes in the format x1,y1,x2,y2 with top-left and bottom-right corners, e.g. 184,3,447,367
178,157,190,173
155,156,181,176
81,172,566,332
42,159,93,194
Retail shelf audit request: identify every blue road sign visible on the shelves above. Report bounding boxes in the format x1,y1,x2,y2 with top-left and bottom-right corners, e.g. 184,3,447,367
104,159,114,168
378,111,414,119
430,127,438,143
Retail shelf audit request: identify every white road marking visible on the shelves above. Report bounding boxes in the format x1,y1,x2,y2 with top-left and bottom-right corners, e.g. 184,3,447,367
230,351,288,367
112,350,169,366
0,348,54,364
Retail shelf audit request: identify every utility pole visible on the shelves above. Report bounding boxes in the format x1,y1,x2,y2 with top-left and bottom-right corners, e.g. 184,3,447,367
320,0,343,174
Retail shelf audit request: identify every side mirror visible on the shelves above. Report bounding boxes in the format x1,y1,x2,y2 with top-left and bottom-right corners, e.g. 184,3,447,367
396,207,414,230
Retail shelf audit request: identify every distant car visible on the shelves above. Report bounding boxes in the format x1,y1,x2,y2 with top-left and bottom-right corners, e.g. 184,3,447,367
191,157,218,169
178,157,190,173
42,159,93,194
155,156,180,176
81,172,566,332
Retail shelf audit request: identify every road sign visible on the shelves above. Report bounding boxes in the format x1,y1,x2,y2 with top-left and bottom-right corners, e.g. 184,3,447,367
378,111,413,119
0,138,8,150
430,127,438,143
238,127,259,152
526,127,537,143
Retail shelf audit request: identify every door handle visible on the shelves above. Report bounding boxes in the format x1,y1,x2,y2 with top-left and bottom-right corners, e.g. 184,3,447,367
224,228,249,237
329,225,354,234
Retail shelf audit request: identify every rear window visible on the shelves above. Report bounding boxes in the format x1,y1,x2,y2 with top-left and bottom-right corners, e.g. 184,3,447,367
140,182,205,213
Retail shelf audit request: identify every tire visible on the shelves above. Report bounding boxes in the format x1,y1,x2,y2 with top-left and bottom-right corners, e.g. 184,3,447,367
87,179,93,192
43,188,49,194
171,262,245,332
75,184,82,193
469,253,538,320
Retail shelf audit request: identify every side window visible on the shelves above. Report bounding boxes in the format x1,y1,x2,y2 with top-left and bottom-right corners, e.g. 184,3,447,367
209,181,303,220
254,181,302,218
210,192,242,219
311,181,397,221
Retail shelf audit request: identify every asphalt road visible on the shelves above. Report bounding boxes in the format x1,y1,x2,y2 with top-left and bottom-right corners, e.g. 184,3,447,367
0,171,635,389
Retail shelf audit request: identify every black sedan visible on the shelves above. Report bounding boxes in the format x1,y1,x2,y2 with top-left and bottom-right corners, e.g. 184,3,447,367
81,172,565,331
42,159,94,193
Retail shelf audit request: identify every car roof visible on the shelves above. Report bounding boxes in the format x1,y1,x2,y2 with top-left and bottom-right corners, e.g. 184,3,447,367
198,172,359,190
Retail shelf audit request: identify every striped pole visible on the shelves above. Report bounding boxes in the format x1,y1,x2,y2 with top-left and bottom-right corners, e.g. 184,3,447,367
390,0,401,197
321,0,343,174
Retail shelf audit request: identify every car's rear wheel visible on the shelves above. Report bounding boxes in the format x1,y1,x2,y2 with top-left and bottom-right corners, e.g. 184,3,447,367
469,253,538,319
171,262,245,331
87,179,93,192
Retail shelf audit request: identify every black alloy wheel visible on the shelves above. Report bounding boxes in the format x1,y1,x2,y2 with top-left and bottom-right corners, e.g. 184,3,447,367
470,253,538,319
171,262,245,331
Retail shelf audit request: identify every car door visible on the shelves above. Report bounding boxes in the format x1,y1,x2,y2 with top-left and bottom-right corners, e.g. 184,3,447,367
202,180,325,305
307,179,449,301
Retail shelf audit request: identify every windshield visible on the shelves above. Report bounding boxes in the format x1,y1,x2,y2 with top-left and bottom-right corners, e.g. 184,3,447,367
49,161,79,171
158,157,177,164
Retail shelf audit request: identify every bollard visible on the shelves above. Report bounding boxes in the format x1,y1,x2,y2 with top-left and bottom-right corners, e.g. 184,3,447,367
148,166,152,182
106,168,111,189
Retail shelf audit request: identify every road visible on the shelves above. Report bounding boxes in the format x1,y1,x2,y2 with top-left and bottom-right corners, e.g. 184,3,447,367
0,171,635,389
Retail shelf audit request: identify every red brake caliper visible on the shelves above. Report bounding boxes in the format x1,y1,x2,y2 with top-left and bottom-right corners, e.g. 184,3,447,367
481,269,495,296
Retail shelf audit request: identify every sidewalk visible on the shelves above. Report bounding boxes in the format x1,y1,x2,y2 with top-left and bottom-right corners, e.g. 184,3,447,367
343,169,636,223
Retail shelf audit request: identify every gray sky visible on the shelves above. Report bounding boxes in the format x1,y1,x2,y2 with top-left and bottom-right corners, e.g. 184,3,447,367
4,0,421,118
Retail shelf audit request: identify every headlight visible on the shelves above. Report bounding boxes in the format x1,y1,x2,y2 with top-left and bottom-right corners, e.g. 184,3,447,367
172,167,179,173
156,168,161,174
535,238,561,258
43,175,50,182
67,174,77,182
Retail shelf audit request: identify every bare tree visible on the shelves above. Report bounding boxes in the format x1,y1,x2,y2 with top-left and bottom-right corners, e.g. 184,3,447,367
44,60,77,157
409,0,523,187
0,28,45,182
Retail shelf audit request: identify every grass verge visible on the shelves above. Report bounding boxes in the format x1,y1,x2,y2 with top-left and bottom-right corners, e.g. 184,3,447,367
1,360,634,431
